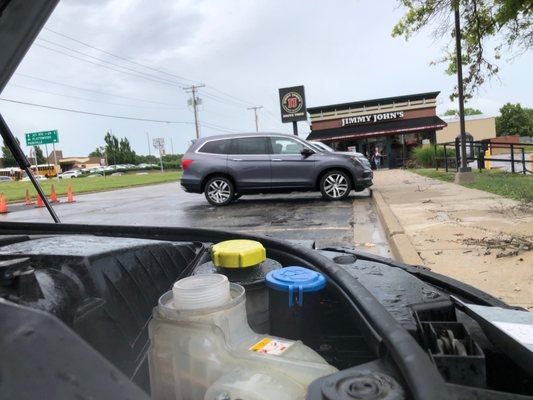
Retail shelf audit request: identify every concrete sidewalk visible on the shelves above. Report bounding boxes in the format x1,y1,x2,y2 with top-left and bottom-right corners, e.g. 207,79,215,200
372,169,533,310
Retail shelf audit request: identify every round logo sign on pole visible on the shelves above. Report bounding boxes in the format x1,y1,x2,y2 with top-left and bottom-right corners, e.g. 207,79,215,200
281,92,304,114
278,86,307,125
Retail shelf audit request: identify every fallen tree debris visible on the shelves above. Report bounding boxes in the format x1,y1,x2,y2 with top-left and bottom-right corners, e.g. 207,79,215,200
460,235,533,258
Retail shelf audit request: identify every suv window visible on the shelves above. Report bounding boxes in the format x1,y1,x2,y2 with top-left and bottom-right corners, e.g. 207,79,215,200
270,137,305,155
198,139,231,154
232,137,268,154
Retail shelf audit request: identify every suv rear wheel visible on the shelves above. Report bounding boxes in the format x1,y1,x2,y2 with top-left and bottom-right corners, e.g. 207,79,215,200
204,176,235,206
320,170,351,200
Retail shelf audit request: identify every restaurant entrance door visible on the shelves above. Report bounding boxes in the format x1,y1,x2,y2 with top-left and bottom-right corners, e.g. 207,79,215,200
366,136,389,168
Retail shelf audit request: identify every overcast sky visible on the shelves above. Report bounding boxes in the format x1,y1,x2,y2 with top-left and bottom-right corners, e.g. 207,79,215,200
1,0,531,157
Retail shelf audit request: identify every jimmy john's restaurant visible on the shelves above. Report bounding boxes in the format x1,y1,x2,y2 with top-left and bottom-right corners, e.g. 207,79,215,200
306,92,447,168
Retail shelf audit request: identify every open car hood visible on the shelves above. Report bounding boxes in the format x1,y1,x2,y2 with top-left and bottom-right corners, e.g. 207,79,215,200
1,222,533,400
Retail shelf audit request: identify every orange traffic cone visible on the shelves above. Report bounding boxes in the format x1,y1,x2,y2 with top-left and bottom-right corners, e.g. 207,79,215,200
36,193,45,208
25,189,33,206
0,194,8,214
50,184,59,203
67,183,75,203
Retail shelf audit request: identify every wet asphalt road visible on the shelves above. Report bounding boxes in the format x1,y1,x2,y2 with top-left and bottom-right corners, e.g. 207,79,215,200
1,182,390,255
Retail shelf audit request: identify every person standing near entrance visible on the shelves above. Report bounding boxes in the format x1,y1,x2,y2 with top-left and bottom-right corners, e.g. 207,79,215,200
372,148,382,169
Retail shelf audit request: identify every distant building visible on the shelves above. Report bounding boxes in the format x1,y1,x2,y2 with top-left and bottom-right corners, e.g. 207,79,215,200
46,150,63,164
437,115,496,144
59,157,102,171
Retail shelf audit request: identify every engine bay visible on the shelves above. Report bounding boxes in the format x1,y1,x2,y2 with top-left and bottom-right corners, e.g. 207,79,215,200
0,231,532,399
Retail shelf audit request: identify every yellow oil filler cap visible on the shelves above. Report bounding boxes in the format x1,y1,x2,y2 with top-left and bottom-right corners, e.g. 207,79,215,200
211,239,266,268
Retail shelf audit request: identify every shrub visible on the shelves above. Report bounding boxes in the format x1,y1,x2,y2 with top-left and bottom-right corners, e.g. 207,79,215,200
162,161,182,170
410,145,456,168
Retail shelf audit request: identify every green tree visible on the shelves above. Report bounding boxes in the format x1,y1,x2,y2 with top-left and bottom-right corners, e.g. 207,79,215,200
104,132,120,165
495,103,533,136
1,138,20,167
393,1,532,99
162,154,183,162
118,137,136,164
444,108,483,116
525,107,533,124
94,133,137,164
89,148,103,158
33,146,46,164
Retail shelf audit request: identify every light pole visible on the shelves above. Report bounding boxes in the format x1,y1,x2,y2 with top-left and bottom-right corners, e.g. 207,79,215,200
453,3,474,183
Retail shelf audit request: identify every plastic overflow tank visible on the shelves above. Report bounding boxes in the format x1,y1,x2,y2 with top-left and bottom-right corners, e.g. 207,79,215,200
193,239,281,333
148,274,336,400
266,266,327,341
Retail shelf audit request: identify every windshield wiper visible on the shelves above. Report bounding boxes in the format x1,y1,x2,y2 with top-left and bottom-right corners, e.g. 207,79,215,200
0,114,60,223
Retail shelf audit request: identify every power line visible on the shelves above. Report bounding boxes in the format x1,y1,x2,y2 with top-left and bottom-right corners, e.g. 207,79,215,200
30,29,270,134
43,27,261,109
204,87,256,107
0,97,242,133
200,92,247,109
200,121,242,133
0,98,192,123
35,38,264,115
9,84,184,110
34,40,256,115
44,27,202,85
35,43,179,87
37,37,183,87
14,73,180,106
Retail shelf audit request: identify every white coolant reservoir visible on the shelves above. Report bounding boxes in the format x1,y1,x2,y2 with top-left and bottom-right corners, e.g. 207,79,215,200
149,274,336,400
172,274,230,309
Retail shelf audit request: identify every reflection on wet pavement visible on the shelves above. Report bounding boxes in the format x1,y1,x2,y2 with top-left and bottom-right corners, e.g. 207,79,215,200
2,182,390,255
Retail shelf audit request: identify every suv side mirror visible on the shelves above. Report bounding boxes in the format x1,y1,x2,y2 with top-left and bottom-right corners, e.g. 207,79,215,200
301,148,314,157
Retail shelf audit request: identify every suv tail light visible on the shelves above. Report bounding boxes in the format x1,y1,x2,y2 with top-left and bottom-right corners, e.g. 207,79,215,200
181,159,194,170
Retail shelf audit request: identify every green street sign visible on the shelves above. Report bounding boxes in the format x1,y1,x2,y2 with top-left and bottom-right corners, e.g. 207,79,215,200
25,130,59,146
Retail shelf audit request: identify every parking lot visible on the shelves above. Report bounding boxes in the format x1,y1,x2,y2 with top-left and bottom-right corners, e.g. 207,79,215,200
1,182,390,254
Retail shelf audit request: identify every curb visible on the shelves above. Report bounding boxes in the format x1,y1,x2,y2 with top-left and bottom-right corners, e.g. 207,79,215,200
372,189,424,265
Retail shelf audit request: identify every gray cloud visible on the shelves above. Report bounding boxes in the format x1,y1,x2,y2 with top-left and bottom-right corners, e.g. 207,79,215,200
2,0,531,157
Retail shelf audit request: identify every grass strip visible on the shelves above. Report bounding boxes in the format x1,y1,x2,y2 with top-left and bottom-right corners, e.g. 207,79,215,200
0,171,182,202
412,168,533,203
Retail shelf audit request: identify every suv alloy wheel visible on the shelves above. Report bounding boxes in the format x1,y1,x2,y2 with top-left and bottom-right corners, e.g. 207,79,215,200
204,176,235,206
320,170,351,200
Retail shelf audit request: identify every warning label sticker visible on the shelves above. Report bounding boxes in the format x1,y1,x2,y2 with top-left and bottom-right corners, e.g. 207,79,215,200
249,337,294,355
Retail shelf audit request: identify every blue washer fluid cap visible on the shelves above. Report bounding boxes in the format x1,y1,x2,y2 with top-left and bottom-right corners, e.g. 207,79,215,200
265,266,326,307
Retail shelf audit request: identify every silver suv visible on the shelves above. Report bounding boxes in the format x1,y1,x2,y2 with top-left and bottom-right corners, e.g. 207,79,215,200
180,133,373,205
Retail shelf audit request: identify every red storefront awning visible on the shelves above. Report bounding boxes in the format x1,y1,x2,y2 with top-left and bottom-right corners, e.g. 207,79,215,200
307,116,447,142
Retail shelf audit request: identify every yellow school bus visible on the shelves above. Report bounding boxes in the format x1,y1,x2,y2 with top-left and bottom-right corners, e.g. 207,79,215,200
30,164,59,177
0,167,21,181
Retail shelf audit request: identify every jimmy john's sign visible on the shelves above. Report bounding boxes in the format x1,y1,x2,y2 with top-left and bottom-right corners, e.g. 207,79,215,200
341,111,404,127
279,85,307,123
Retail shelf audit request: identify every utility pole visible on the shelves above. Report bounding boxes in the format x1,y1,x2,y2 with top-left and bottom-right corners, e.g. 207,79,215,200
247,106,263,132
184,84,205,139
52,142,59,180
153,138,165,173
170,137,174,155
453,3,474,183
146,132,151,156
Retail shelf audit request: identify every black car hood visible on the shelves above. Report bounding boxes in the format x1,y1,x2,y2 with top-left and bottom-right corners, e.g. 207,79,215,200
0,0,58,93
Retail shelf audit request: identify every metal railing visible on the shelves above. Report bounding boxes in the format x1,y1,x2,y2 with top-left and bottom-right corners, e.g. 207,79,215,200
434,139,531,174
